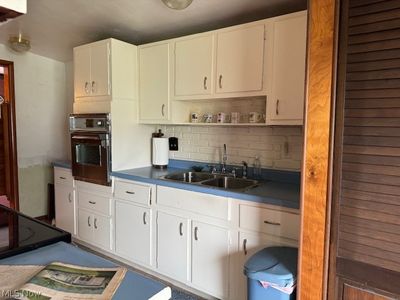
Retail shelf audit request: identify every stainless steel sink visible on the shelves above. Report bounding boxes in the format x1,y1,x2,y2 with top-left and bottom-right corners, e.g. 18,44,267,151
200,177,258,190
163,172,215,183
160,171,258,192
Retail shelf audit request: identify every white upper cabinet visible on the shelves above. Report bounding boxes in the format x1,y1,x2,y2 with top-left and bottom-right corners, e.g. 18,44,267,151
174,35,214,98
139,42,170,122
267,12,307,125
216,24,265,94
73,38,137,114
74,46,91,98
90,43,110,97
74,40,110,99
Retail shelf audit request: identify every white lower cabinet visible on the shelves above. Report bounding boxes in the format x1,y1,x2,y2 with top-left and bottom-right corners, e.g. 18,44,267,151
77,208,111,251
54,167,75,235
55,184,75,234
75,181,112,251
233,231,298,300
115,200,152,266
156,211,189,283
191,221,230,299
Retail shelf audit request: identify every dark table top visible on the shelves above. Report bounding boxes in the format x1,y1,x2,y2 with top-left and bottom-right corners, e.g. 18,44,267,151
0,205,71,259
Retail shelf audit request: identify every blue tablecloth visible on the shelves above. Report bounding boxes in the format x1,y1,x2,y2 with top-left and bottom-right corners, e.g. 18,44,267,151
0,242,171,300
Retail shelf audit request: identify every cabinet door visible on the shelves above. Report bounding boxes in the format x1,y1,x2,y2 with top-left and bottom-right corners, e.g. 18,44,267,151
55,185,75,234
74,46,91,98
175,35,213,97
216,24,265,94
90,42,110,97
234,231,298,300
192,221,230,299
78,209,92,242
115,201,152,266
139,43,170,121
93,213,111,250
157,212,189,283
269,14,307,123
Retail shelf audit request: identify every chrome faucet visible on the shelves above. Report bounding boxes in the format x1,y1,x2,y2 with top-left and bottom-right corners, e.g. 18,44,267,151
222,144,227,174
242,161,248,179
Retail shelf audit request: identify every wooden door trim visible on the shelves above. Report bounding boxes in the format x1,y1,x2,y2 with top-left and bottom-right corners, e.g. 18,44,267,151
298,0,337,299
0,60,19,210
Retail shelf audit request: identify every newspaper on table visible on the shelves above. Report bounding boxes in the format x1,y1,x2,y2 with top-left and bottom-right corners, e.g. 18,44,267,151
0,262,126,299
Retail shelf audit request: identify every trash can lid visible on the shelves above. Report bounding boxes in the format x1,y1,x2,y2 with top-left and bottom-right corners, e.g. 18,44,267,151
244,246,298,286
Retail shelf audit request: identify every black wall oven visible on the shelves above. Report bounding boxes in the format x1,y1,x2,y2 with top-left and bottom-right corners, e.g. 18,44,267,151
70,114,111,186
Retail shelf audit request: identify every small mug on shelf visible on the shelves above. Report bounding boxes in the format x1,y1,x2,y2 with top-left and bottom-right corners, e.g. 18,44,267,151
249,112,263,123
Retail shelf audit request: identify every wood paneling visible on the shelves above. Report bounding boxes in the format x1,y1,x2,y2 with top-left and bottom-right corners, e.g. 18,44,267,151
298,0,336,299
329,0,400,298
343,284,390,300
0,61,19,210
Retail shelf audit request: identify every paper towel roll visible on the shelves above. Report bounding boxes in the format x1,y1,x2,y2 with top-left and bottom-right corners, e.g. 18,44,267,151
152,137,169,168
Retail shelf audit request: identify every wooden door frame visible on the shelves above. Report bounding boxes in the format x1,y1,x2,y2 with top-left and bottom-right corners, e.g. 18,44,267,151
298,0,338,299
0,60,19,210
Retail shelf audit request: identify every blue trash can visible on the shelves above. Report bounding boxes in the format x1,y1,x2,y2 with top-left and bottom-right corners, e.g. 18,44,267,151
244,246,298,300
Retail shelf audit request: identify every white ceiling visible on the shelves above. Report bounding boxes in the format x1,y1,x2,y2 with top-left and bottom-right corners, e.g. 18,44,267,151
0,0,307,62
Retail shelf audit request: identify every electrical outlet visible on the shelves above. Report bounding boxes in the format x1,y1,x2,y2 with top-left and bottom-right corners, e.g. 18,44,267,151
169,137,178,151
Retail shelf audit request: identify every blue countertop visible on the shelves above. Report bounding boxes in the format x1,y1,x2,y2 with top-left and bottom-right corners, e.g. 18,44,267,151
53,160,72,169
111,166,300,210
53,159,300,209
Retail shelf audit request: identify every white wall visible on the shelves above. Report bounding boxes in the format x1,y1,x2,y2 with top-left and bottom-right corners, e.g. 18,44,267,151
0,44,70,216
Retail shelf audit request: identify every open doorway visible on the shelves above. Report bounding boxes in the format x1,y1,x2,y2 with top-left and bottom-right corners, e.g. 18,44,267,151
0,60,18,210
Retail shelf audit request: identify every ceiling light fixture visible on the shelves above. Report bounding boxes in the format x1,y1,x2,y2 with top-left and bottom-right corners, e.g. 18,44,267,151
161,0,193,10
8,34,31,53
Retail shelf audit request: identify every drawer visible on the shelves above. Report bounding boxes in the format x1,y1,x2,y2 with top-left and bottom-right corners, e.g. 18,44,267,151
78,190,111,216
54,167,73,187
239,205,300,240
157,186,231,221
114,180,152,206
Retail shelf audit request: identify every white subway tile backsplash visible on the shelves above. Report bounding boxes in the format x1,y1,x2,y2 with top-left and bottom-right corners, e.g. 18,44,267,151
162,125,303,171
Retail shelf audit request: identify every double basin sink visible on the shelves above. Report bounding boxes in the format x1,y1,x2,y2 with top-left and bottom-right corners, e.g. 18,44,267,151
161,171,258,192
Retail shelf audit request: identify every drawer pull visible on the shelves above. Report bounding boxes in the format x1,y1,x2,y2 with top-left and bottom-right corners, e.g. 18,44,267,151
243,238,248,255
264,220,281,226
126,191,135,195
179,223,183,236
59,176,67,180
88,201,96,205
194,227,199,241
143,212,147,225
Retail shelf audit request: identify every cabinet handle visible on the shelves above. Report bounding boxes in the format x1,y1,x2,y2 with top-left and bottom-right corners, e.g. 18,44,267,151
84,82,90,94
203,76,208,90
59,176,66,180
125,191,135,195
264,220,281,226
89,201,96,205
179,223,183,236
91,81,96,93
161,104,165,117
68,193,72,203
194,227,199,241
143,212,147,225
219,75,223,89
88,216,91,227
243,238,248,255
94,218,98,229
276,99,280,115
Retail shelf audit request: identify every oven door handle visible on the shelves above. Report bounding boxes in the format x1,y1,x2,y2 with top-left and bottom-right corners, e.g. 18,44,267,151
71,135,101,141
